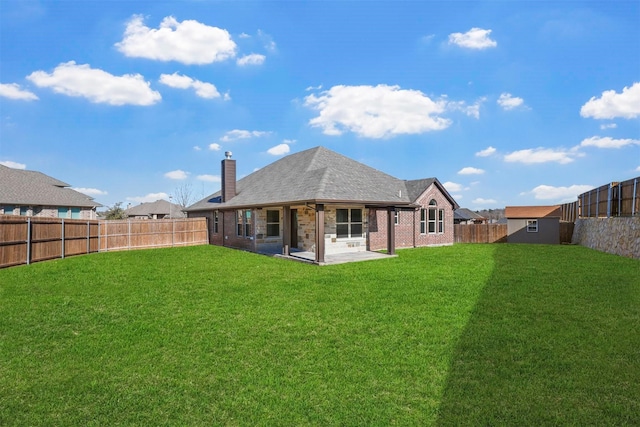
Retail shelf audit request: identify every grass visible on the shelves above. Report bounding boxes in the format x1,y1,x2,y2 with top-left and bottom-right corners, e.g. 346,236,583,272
0,244,638,425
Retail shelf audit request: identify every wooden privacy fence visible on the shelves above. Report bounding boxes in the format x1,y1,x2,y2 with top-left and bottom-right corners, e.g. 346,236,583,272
100,218,208,252
0,217,209,268
561,176,640,220
454,223,507,243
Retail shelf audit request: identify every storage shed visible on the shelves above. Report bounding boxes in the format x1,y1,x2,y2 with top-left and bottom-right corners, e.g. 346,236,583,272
505,205,561,244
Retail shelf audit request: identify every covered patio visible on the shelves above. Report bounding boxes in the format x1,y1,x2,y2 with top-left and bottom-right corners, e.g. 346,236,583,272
275,249,396,266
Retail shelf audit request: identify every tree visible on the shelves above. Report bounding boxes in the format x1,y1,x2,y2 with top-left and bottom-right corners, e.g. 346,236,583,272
173,183,194,209
104,202,126,220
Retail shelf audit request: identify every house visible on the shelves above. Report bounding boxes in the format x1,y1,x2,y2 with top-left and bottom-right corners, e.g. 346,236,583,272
0,164,101,219
186,146,458,264
454,208,486,224
125,199,186,219
505,205,561,244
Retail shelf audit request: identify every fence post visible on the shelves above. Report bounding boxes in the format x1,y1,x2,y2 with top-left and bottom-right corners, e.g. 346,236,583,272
634,178,638,216
607,183,612,218
61,219,66,258
26,217,32,265
128,220,131,250
87,221,90,254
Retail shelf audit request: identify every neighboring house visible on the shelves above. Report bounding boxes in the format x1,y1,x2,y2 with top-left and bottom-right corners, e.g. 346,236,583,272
454,208,486,224
186,146,458,263
505,205,561,244
0,164,101,219
125,199,186,219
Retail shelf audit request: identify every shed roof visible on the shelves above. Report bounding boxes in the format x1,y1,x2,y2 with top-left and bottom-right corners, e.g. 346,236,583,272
505,205,561,218
454,208,486,221
187,146,458,211
0,164,101,208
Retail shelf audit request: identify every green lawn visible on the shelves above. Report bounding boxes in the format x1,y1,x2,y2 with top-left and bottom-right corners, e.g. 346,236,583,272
0,244,638,425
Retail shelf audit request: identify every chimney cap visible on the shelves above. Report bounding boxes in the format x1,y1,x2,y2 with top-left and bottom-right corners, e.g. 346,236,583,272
225,151,233,159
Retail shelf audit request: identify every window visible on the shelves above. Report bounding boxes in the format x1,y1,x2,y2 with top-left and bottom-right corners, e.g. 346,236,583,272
428,200,437,234
237,209,252,237
58,207,68,218
336,208,363,238
527,219,538,233
71,207,81,219
394,210,399,225
213,211,219,234
438,209,444,233
420,209,427,234
266,210,280,237
3,205,15,215
20,206,29,216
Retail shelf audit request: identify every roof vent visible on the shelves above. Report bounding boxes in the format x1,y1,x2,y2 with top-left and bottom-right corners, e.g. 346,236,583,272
225,151,233,159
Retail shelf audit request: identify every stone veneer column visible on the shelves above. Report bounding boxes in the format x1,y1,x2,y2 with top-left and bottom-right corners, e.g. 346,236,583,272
315,204,325,264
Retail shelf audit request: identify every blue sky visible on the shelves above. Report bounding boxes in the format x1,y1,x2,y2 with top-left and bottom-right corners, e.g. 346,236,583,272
1,1,639,210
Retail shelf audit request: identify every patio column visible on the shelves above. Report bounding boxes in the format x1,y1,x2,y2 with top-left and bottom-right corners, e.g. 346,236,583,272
315,204,325,264
387,206,396,255
282,206,291,255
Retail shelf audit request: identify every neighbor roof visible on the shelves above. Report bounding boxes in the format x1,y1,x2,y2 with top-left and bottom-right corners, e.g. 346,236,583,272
125,199,185,218
454,208,486,221
0,164,101,208
187,146,458,211
505,205,561,218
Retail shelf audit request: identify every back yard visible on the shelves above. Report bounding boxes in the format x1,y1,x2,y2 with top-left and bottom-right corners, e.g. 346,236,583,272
1,244,638,425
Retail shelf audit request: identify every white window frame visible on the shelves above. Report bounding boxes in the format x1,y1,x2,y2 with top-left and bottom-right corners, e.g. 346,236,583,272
527,219,538,233
213,210,219,234
428,200,437,234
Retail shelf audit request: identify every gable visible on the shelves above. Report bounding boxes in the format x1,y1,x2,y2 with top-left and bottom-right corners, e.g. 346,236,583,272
505,205,561,219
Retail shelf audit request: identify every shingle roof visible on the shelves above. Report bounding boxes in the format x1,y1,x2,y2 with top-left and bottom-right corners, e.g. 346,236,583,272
454,208,486,221
505,205,561,218
0,164,101,208
187,146,458,211
125,199,185,218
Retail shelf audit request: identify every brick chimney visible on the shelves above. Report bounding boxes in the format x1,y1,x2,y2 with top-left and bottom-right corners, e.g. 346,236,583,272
221,151,236,202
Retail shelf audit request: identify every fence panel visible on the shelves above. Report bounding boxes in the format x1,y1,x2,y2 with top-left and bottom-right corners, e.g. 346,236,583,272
98,218,208,252
454,223,507,243
1,217,207,268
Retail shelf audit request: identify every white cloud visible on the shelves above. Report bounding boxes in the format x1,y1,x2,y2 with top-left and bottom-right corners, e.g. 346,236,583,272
193,146,202,151
458,167,485,175
580,82,640,119
0,83,38,101
448,28,497,49
237,53,266,66
304,84,451,138
197,174,221,182
257,29,277,52
127,192,169,203
72,187,108,196
497,93,524,110
208,143,222,151
600,123,617,130
27,61,161,106
475,146,496,157
306,85,323,91
473,198,497,205
220,129,270,142
504,147,578,164
115,15,236,65
267,143,290,156
636,166,640,172
283,139,296,144
446,97,485,119
0,160,27,169
159,72,220,99
443,181,464,192
529,184,594,203
164,169,189,180
579,136,640,149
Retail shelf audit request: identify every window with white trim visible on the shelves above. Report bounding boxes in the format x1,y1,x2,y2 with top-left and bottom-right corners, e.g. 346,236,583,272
394,210,399,225
428,200,437,234
438,209,444,233
527,219,538,232
336,208,363,238
420,208,427,234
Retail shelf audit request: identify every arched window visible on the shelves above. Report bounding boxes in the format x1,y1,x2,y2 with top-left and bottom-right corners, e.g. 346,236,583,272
428,200,437,233
420,199,445,234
